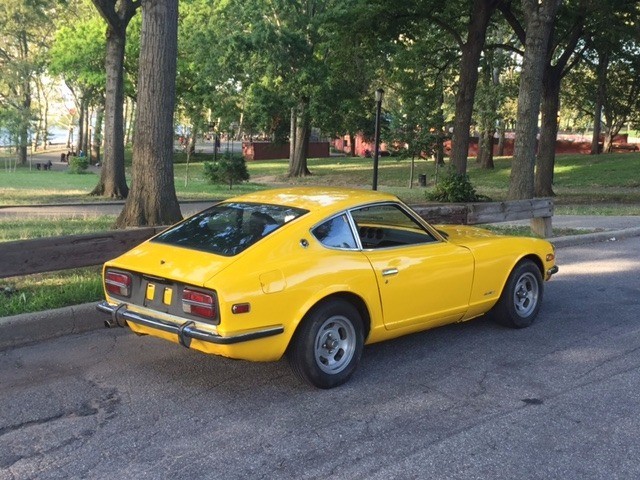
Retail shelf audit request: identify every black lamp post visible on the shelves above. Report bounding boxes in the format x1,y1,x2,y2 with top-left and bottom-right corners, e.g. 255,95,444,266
372,88,384,191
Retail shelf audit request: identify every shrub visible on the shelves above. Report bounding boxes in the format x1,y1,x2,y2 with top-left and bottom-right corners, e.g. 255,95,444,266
426,167,491,203
68,156,89,174
203,153,250,189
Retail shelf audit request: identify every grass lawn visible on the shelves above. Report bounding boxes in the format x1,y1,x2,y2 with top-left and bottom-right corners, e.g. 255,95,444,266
2,150,640,206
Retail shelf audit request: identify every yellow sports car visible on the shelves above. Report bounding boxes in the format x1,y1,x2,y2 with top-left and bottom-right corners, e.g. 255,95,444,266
98,187,558,388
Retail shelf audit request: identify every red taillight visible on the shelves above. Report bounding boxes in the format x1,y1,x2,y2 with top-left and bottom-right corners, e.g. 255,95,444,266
182,288,217,320
105,270,132,297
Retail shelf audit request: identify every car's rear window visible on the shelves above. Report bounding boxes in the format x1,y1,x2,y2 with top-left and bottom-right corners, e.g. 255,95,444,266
152,202,308,256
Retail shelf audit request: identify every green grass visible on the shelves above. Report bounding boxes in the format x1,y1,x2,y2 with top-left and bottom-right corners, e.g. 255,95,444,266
3,151,640,205
0,267,103,317
0,216,117,242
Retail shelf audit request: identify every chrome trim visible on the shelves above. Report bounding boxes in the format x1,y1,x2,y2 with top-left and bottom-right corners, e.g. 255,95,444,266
382,268,399,277
97,301,284,346
547,265,559,277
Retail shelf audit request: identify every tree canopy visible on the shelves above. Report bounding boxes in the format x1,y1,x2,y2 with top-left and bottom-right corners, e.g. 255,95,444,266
2,0,640,224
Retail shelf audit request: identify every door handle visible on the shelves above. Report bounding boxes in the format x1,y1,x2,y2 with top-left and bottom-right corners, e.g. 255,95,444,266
382,268,399,277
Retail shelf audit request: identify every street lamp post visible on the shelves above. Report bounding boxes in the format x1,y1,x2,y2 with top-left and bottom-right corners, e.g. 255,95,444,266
372,88,384,191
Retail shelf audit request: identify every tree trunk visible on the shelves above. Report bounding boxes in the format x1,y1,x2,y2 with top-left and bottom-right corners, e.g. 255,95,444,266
497,120,505,156
508,0,561,200
18,81,31,165
349,133,356,157
116,0,181,227
535,66,561,197
591,51,608,155
90,24,130,198
92,105,104,165
76,98,85,155
450,0,499,175
478,125,495,169
289,106,296,165
288,98,312,177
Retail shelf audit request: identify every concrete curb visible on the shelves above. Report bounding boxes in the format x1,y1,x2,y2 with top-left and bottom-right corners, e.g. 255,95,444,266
550,226,640,248
2,226,640,352
0,302,108,351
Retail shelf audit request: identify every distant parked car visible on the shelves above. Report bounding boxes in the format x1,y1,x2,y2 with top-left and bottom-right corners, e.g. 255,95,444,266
98,187,558,388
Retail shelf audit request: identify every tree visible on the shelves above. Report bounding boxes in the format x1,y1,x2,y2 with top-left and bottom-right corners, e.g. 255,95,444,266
49,18,106,156
90,0,140,198
447,0,502,175
501,1,588,196
115,0,181,227
507,0,561,200
0,0,60,165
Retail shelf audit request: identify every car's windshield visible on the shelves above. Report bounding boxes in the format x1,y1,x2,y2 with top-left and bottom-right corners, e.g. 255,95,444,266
152,202,308,256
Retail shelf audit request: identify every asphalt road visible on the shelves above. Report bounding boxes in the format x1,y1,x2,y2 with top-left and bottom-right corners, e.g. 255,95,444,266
1,237,640,479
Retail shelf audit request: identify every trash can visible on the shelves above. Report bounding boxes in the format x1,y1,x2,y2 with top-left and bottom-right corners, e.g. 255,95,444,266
418,174,427,187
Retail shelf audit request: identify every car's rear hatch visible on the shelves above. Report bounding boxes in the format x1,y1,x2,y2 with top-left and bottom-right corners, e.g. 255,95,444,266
109,240,236,287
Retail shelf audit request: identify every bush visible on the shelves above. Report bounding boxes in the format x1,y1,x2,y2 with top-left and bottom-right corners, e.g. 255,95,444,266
203,153,250,189
68,156,89,174
426,167,491,203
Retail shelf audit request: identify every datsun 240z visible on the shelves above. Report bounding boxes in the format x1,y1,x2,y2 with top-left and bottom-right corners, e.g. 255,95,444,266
98,187,558,388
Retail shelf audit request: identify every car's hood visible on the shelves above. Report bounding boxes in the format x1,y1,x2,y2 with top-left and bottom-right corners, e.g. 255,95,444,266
434,225,500,247
107,240,237,287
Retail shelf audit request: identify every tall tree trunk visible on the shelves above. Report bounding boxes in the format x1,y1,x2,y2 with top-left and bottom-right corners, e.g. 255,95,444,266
90,23,130,197
76,98,85,155
116,0,181,227
288,98,312,177
535,66,561,196
591,51,608,155
508,0,561,200
91,0,139,197
92,105,104,164
41,91,49,150
18,81,31,165
478,124,495,169
289,106,296,165
349,133,356,157
497,120,505,156
450,0,499,175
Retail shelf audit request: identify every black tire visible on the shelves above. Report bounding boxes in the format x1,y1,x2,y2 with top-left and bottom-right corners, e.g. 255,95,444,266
287,299,364,389
492,259,543,329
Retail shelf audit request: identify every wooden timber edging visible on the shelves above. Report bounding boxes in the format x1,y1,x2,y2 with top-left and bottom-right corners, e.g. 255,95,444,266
0,198,553,279
1,227,165,279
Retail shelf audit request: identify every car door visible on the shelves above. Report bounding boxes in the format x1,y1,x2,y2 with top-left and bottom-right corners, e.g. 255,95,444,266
350,203,474,330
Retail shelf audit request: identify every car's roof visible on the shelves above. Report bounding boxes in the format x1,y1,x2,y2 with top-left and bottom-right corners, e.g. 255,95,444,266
222,187,400,214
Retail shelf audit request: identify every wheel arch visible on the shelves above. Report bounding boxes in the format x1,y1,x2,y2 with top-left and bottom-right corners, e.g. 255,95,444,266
287,292,372,350
521,253,544,277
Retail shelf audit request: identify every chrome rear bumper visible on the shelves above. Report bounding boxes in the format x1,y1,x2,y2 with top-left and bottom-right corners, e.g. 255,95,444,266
97,300,284,347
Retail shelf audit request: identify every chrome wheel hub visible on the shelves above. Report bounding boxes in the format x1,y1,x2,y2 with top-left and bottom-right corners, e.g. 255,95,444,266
314,315,356,374
513,272,539,317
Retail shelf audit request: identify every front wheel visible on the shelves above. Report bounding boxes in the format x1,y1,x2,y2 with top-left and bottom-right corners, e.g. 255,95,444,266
492,260,543,328
287,299,364,389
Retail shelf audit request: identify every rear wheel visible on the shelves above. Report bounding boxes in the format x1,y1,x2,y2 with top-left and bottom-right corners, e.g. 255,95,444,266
287,299,364,389
493,260,543,328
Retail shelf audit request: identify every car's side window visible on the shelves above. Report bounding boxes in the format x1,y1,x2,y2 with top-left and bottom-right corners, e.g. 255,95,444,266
312,214,357,249
350,204,437,249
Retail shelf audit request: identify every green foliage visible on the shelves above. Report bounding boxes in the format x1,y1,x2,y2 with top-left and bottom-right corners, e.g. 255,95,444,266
427,168,490,203
203,153,250,189
48,17,106,99
68,155,89,174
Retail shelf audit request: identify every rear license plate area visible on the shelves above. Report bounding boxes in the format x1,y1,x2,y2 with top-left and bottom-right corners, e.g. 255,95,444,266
143,279,175,313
